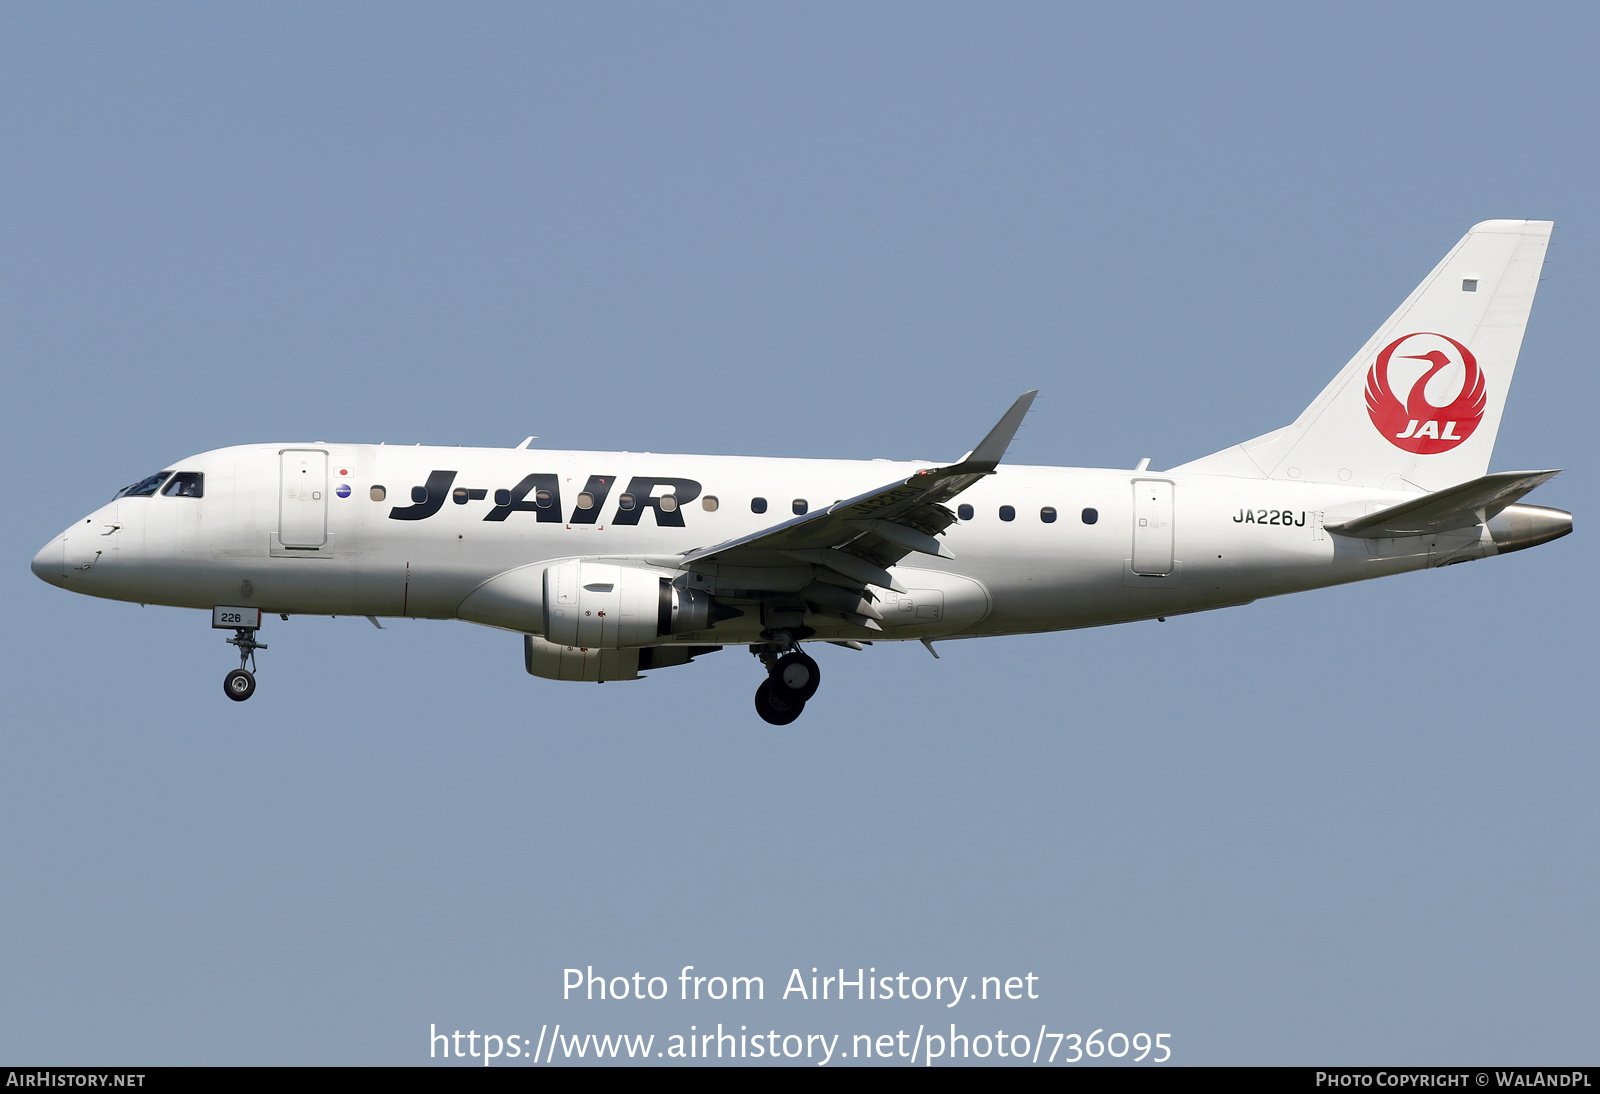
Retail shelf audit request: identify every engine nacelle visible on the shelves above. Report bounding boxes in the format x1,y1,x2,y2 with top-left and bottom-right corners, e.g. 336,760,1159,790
523,635,723,682
543,560,715,648
524,635,642,682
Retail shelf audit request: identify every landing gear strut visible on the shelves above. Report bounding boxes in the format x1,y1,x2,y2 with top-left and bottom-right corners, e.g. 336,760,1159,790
223,626,266,702
751,637,821,725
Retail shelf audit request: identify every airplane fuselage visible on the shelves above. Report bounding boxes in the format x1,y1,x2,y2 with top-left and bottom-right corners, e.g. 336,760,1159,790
34,441,1535,647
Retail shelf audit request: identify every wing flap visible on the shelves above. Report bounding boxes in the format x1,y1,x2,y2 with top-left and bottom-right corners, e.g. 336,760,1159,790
781,548,904,592
855,518,955,559
800,580,883,620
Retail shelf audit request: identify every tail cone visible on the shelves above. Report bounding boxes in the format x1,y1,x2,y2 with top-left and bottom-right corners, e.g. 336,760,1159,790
1487,504,1572,554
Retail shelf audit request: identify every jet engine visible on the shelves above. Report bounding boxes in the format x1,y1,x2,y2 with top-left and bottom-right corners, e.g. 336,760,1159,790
542,559,717,648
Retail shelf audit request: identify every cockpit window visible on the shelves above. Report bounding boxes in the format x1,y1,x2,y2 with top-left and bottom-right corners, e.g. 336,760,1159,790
114,472,171,499
161,472,204,498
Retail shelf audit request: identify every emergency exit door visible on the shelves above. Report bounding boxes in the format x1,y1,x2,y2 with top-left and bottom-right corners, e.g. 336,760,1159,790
1131,479,1174,576
279,450,328,548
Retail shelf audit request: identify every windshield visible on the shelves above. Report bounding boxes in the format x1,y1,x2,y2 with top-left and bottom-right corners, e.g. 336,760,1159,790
113,472,171,499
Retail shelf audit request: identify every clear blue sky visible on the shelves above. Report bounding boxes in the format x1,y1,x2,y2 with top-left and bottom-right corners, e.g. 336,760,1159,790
2,2,1594,1065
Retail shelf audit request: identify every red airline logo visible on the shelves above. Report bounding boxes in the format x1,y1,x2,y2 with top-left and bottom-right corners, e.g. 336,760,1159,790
1364,332,1486,454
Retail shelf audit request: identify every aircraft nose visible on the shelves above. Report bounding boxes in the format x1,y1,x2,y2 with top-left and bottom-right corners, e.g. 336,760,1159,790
31,536,65,588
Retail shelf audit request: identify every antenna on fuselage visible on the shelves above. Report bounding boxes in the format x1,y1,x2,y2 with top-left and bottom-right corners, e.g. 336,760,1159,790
515,436,538,449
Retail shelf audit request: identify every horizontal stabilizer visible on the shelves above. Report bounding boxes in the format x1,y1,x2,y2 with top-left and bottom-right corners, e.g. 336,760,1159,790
1325,470,1560,538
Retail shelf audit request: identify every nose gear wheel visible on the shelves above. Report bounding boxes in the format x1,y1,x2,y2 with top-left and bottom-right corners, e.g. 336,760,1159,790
223,669,256,701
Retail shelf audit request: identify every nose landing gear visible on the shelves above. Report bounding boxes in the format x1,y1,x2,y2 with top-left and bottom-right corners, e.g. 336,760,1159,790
223,628,267,701
751,639,821,725
214,607,268,702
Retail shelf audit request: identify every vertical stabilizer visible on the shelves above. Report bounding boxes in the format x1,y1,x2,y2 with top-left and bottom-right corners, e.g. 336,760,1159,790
1175,220,1552,490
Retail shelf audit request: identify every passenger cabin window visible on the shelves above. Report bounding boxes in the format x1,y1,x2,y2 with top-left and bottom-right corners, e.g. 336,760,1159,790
958,503,974,521
1082,507,1099,525
701,495,719,512
161,472,204,498
999,505,1015,522
370,485,386,502
792,499,808,515
453,487,469,504
618,493,637,510
1040,506,1057,523
534,488,555,508
115,472,170,499
575,491,595,510
751,497,767,514
659,494,679,513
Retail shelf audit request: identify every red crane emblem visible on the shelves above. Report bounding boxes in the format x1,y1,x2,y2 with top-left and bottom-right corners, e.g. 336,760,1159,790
1364,332,1486,454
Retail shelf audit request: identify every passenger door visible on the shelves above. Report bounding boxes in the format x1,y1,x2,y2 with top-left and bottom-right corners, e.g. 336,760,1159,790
279,450,328,548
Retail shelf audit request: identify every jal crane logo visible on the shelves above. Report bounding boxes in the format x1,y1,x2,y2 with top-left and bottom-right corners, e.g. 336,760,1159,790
1364,332,1487,454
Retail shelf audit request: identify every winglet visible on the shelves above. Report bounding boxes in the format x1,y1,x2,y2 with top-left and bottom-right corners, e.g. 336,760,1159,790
958,390,1037,472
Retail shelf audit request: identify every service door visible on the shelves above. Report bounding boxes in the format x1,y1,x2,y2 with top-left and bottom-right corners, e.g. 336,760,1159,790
279,449,328,548
1131,479,1174,576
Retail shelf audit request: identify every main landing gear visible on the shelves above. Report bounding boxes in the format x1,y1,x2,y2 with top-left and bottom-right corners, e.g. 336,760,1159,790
751,641,821,725
223,626,267,702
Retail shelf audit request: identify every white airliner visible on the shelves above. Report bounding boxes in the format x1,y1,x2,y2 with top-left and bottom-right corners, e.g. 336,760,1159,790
32,220,1572,723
